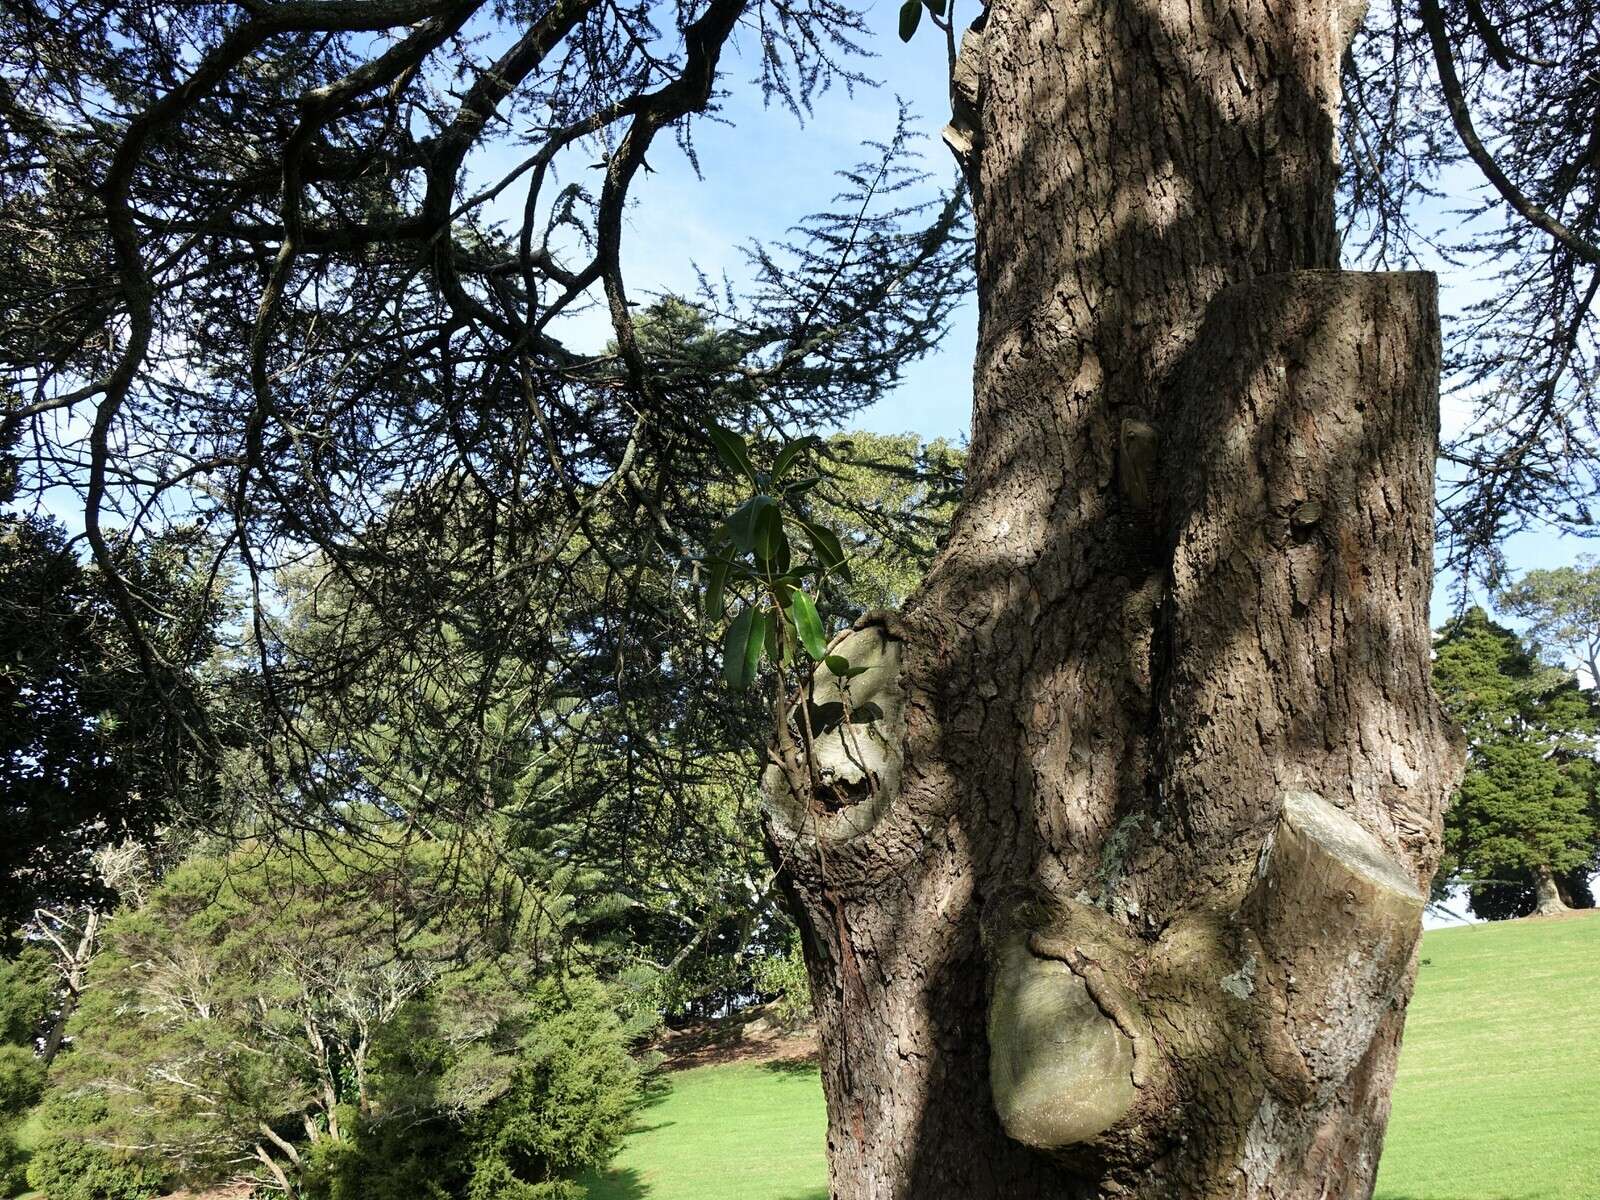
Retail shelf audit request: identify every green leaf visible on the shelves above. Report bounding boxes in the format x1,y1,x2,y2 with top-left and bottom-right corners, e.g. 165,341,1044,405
825,654,871,679
703,556,730,619
799,518,850,581
754,503,787,567
771,436,819,483
744,609,769,683
722,607,757,689
898,0,921,41
774,567,814,589
790,590,829,661
725,494,778,555
924,0,947,13
766,608,786,665
782,475,823,497
709,425,757,483
723,607,769,690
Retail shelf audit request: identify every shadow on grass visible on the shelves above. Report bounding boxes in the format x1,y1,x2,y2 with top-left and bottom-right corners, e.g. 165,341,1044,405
621,1119,676,1136
774,1191,829,1200
759,1055,820,1077
635,1071,674,1108
579,1165,650,1200
609,1071,678,1139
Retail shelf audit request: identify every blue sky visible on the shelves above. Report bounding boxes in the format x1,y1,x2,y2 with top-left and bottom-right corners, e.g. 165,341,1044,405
529,0,1591,623
517,2,980,434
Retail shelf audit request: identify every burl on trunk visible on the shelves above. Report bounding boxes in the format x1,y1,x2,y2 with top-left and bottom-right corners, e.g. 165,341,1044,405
762,0,1463,1196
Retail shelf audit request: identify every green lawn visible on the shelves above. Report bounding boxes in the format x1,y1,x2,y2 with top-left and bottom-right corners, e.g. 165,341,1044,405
1374,913,1599,1200
581,1060,829,1200
585,913,1599,1200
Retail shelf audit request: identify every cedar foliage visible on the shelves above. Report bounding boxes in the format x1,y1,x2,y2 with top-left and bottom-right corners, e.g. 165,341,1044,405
1,0,1594,884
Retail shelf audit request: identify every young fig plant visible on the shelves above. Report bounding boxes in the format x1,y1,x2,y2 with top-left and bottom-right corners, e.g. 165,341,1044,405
699,425,866,691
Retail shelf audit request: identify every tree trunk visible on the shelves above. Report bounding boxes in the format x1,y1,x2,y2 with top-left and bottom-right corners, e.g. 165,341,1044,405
763,0,1463,1196
1556,867,1595,909
40,908,99,1065
1534,864,1570,916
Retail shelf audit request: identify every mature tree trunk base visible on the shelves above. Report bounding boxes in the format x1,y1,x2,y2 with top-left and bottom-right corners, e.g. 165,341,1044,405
765,0,1462,1195
766,270,1459,1200
1534,865,1571,916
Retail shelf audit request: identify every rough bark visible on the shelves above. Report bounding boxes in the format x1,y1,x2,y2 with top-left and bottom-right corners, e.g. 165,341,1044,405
762,0,1462,1197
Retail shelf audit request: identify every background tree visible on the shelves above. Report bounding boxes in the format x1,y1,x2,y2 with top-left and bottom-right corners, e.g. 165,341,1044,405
1432,608,1599,916
38,834,640,1198
0,509,237,946
266,417,961,1023
1498,557,1600,688
809,431,964,613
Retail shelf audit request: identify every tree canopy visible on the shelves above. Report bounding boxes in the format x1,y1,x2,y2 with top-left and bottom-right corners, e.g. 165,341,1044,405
1432,607,1599,917
0,0,1596,812
1341,0,1600,576
0,0,969,835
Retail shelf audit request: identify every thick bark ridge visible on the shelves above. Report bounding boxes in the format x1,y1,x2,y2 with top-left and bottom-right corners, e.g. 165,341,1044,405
763,1,1461,1197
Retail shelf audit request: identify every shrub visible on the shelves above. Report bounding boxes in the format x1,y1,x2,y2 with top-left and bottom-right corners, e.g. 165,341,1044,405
463,976,639,1197
300,1116,461,1200
0,949,53,1049
24,1093,161,1200
751,938,814,1027
301,974,639,1200
0,948,54,1197
0,1046,44,1123
0,1043,45,1192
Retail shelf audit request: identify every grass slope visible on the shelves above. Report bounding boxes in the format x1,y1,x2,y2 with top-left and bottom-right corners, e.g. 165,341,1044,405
586,914,1599,1200
1373,912,1599,1200
581,1060,828,1200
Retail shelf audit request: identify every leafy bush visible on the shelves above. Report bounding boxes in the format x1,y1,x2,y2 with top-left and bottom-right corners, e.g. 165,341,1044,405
33,830,643,1200
0,1046,44,1125
0,1043,43,1192
53,835,580,1192
751,939,814,1027
0,1136,26,1197
301,976,639,1200
1,947,54,1195
300,1115,461,1200
24,1093,161,1200
464,977,639,1196
0,949,53,1048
